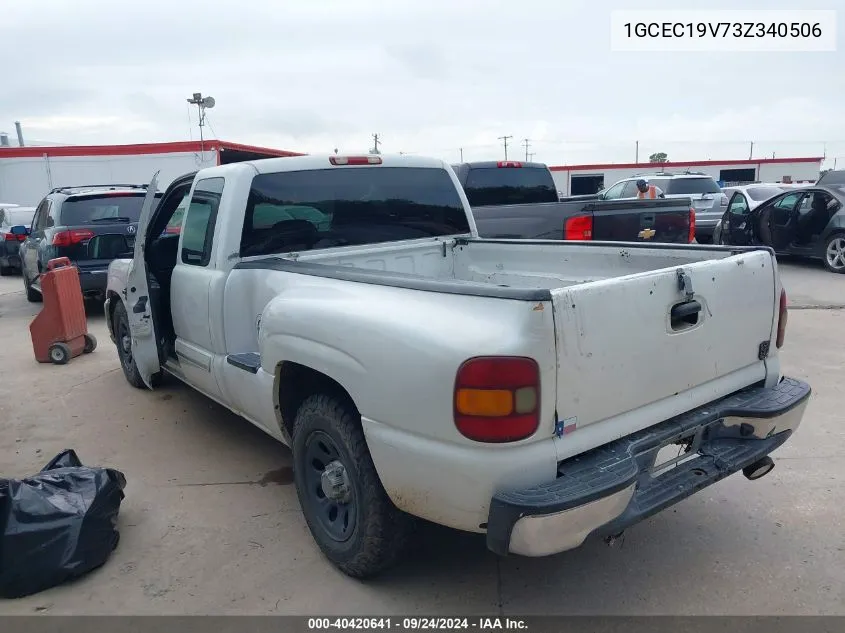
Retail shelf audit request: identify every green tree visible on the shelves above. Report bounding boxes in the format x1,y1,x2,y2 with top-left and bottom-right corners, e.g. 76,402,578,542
649,152,668,164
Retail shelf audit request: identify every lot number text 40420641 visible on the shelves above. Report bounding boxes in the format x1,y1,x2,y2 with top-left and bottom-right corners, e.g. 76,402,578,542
308,617,529,631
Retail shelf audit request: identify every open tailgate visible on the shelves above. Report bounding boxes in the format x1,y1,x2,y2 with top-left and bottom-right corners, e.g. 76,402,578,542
551,249,777,431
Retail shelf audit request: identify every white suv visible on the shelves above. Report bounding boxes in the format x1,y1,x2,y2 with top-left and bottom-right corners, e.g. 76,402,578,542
600,173,728,242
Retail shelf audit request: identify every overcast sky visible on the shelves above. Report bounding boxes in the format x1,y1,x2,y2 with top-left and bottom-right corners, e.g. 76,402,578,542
2,0,843,167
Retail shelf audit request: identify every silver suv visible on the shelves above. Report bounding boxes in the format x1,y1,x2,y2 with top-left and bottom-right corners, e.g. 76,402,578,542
599,172,728,242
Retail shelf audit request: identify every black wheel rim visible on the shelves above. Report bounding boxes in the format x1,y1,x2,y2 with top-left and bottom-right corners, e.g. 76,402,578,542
302,430,357,542
116,318,133,370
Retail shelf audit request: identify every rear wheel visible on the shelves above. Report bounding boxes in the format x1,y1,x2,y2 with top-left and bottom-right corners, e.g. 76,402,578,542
292,393,412,578
112,301,160,388
823,234,845,274
0,265,13,276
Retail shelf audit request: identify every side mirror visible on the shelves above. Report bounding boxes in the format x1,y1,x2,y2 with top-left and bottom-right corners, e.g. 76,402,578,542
10,225,29,236
88,234,133,260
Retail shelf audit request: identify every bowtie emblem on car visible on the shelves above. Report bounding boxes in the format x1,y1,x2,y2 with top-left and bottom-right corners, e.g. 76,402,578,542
126,225,136,235
638,228,656,239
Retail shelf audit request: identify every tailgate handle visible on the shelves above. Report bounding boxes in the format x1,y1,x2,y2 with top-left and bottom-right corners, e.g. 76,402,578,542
670,300,702,329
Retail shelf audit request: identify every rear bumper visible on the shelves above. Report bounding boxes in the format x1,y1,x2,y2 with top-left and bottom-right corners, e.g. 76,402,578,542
77,266,109,299
486,376,811,557
0,253,21,268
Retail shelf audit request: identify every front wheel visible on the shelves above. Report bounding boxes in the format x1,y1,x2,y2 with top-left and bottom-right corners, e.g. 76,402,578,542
292,393,412,578
112,301,160,388
823,234,845,274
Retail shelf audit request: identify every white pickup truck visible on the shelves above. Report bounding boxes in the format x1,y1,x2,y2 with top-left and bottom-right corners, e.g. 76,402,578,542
103,154,810,578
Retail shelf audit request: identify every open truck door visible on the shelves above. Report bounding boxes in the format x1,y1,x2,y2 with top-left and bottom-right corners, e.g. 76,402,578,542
124,172,161,389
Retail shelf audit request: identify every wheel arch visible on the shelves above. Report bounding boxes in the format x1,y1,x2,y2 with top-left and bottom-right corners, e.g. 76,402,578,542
273,361,360,445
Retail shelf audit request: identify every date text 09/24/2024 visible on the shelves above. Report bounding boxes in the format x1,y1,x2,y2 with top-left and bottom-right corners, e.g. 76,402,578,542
308,618,528,631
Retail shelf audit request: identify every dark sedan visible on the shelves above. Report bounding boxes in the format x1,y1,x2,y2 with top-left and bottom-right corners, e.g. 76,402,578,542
717,185,845,273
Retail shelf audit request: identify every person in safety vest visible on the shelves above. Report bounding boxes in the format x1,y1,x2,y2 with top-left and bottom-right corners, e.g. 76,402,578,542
636,178,665,199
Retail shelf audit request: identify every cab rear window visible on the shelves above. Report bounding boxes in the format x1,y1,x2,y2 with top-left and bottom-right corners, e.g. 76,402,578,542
463,167,558,206
240,167,470,257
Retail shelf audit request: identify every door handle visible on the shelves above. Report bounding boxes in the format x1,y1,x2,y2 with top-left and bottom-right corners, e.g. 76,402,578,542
670,300,702,329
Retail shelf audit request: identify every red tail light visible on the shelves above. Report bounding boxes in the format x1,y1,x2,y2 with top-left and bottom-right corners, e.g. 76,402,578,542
329,156,382,166
776,289,788,348
3,232,25,242
564,214,593,240
52,229,94,247
688,207,696,243
454,357,540,443
497,161,522,168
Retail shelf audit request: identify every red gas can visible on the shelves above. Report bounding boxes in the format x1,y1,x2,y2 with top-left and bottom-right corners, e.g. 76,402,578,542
29,257,97,364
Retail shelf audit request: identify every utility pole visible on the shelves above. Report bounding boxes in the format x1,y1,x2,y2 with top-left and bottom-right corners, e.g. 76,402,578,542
528,152,536,162
186,92,216,159
522,138,531,162
371,133,381,154
459,148,464,162
749,141,754,160
498,135,513,160
635,140,639,164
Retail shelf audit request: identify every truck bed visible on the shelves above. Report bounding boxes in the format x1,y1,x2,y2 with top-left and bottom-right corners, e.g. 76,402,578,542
237,237,778,446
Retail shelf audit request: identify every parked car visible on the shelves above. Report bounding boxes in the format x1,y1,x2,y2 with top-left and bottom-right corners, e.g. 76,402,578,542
0,205,36,275
455,161,694,244
712,184,792,245
104,154,806,578
717,184,845,273
600,172,728,242
19,184,158,303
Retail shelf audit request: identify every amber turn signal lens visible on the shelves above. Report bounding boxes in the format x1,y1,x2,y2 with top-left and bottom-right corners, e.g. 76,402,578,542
455,388,513,417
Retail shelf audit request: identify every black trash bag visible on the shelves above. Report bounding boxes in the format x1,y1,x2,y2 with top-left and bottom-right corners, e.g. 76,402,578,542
0,449,127,598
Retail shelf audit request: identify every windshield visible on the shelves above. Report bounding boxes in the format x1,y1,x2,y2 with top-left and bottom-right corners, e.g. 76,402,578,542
746,186,785,201
463,166,558,206
60,193,146,225
240,167,471,257
664,177,722,195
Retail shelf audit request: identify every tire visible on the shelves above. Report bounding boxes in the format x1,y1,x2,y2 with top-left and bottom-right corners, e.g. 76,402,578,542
822,233,845,274
48,342,71,365
83,333,98,354
112,300,161,388
23,272,41,303
0,265,13,277
292,393,412,578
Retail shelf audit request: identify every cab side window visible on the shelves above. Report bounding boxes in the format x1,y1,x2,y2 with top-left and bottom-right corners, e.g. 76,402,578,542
180,178,224,267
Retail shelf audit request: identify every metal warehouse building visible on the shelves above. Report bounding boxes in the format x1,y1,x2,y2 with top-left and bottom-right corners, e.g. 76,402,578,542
0,140,301,206
550,156,824,196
